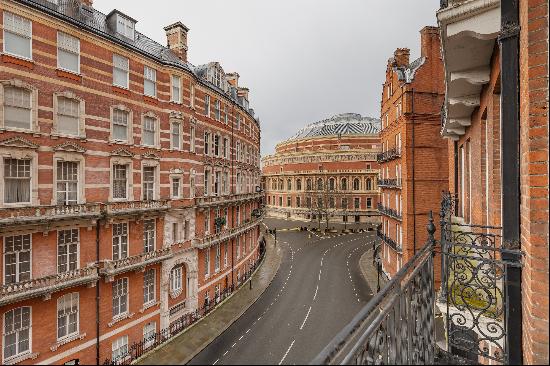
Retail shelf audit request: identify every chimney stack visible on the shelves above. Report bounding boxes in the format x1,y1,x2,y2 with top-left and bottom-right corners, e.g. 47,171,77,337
393,48,410,67
420,26,440,59
81,0,93,6
226,72,240,87
164,22,189,62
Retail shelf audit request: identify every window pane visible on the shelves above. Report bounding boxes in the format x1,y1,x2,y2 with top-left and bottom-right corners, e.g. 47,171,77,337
113,69,128,88
58,49,79,73
4,31,31,59
144,80,156,97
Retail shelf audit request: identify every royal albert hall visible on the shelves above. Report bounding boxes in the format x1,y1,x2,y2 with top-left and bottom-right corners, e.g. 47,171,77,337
262,113,382,225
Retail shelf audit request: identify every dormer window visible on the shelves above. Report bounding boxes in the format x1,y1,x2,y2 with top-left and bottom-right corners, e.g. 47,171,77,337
117,15,135,40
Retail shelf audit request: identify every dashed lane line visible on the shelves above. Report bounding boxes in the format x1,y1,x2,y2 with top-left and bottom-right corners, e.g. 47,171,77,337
278,339,296,365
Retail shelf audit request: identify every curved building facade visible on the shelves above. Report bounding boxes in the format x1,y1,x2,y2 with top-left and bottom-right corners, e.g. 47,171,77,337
0,1,262,364
262,113,381,225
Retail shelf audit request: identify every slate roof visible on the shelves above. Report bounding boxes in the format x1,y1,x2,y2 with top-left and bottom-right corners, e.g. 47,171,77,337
287,113,381,141
17,0,259,121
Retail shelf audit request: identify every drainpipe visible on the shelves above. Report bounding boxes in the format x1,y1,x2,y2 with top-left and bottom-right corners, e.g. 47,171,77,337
499,0,522,364
411,88,417,255
95,216,101,365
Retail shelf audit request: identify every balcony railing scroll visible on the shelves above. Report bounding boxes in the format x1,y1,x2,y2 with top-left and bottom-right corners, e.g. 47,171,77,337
376,229,402,252
194,192,263,208
104,200,171,216
0,265,99,306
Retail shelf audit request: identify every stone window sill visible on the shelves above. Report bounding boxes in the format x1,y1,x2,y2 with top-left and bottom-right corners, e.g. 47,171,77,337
3,352,40,365
108,312,135,327
50,332,86,351
140,301,159,313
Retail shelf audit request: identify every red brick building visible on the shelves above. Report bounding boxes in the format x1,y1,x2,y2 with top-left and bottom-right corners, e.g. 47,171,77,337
438,0,548,363
0,0,262,364
262,113,381,226
378,27,448,278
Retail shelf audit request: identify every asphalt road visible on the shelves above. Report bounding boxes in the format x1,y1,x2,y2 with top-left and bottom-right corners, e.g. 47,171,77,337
189,218,376,365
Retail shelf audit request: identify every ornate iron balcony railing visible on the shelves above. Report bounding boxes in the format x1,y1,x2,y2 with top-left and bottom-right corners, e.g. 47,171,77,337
377,203,402,220
101,247,173,281
192,213,264,249
0,265,99,306
313,194,523,365
0,203,102,229
376,147,401,163
376,229,402,252
377,178,401,189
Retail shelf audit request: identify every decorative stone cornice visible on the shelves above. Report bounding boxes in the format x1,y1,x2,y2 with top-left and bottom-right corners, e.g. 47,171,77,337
142,150,161,160
110,147,134,157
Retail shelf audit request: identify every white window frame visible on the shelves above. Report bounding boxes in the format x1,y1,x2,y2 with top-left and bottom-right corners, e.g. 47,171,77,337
143,219,156,253
204,249,210,278
112,54,129,89
0,80,39,132
204,95,210,117
112,277,129,318
57,228,79,274
171,176,182,199
3,234,32,286
112,222,128,261
57,31,80,74
2,12,32,61
56,293,79,341
111,335,129,363
142,113,158,147
171,75,181,103
143,322,156,349
143,268,156,306
170,266,182,295
2,306,32,363
144,66,157,98
110,105,132,143
171,121,181,150
116,14,135,40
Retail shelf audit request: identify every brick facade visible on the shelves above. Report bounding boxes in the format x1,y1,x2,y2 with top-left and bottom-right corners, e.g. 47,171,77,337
0,0,262,364
378,26,448,279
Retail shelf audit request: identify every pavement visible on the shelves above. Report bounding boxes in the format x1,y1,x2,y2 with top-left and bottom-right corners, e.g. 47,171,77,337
359,247,387,294
188,218,377,365
136,227,283,365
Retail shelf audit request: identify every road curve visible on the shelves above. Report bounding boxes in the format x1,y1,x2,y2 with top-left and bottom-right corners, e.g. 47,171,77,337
189,218,375,365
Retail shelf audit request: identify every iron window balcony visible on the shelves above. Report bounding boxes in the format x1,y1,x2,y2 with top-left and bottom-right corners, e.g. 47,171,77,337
100,247,173,282
192,212,265,249
376,147,401,163
0,203,102,230
377,229,402,252
0,265,99,306
377,178,402,189
377,203,403,221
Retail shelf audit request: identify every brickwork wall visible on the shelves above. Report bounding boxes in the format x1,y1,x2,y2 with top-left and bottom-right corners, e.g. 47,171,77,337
519,0,549,363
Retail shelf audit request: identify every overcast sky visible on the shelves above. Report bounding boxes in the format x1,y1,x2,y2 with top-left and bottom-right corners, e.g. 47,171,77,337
95,0,440,155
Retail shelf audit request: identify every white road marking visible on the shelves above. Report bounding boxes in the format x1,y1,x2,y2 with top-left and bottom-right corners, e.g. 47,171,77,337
279,339,296,365
239,335,244,341
232,343,236,348
213,359,219,365
246,328,251,333
300,306,312,330
223,351,229,356
313,285,319,301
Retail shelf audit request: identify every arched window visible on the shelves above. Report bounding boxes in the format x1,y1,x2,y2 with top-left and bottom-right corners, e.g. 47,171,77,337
329,178,335,190
366,178,372,191
287,179,292,191
353,178,360,191
278,179,283,190
296,179,302,191
317,178,323,190
306,178,312,191
341,178,348,190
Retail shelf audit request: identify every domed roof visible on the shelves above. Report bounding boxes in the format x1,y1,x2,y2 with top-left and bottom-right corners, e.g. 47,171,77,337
287,113,380,141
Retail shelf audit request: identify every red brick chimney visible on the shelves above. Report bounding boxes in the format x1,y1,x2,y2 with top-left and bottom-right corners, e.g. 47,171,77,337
81,0,93,6
393,48,410,67
420,26,441,59
164,22,189,62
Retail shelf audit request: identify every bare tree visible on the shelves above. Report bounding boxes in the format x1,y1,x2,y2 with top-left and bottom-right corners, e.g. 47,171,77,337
305,177,344,231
